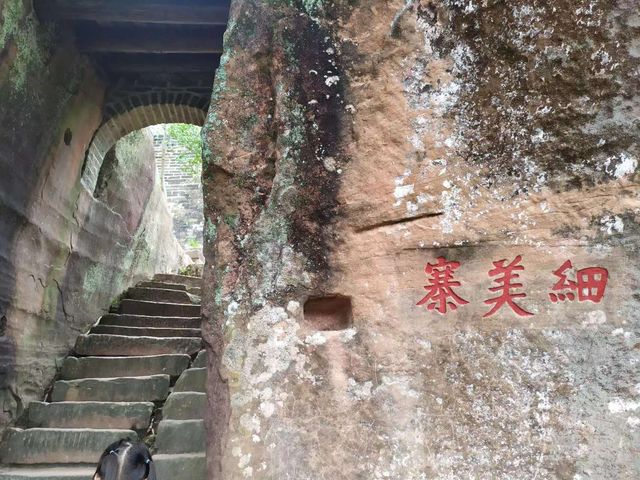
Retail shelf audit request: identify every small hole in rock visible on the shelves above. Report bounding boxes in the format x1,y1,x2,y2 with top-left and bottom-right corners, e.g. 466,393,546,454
63,128,72,146
304,295,352,331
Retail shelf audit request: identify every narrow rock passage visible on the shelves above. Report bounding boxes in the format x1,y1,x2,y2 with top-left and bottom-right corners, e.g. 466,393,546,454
0,274,206,480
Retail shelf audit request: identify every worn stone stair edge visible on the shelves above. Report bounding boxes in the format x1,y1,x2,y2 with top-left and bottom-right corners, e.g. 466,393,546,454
153,453,206,478
90,325,201,337
100,314,201,320
138,281,187,291
119,299,201,317
98,314,201,328
60,354,191,380
155,419,206,454
173,367,207,393
51,374,171,402
0,428,138,465
125,287,193,304
27,401,154,430
0,464,96,480
163,392,206,420
55,373,170,382
193,350,207,368
152,275,202,291
128,287,192,294
73,334,202,357
152,274,202,289
119,299,201,308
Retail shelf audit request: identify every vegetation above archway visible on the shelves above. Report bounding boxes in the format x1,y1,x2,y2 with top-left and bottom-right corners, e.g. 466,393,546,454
166,123,202,176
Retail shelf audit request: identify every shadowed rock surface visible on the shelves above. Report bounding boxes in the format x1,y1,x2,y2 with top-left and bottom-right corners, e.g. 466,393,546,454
0,0,207,438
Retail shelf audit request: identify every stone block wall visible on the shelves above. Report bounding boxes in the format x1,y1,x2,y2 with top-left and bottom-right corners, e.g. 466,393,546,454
151,126,204,254
80,105,205,194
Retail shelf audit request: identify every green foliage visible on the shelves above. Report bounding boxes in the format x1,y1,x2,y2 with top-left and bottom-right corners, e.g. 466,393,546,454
0,0,51,90
178,264,203,277
166,123,203,176
186,238,202,249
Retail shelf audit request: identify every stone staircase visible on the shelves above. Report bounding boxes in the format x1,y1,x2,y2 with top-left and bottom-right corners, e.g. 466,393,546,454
153,349,207,477
0,274,207,480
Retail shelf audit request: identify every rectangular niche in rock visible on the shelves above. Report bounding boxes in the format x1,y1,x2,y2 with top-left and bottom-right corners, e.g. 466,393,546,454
303,295,353,331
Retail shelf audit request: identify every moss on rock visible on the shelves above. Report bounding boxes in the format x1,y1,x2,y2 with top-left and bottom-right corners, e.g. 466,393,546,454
0,0,53,91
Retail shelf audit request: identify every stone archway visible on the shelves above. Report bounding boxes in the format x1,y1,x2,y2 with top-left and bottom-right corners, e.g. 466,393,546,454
81,103,206,192
30,1,227,194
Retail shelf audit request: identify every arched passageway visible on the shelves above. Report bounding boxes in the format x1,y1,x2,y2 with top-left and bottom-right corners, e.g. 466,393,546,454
31,0,228,189
82,105,205,191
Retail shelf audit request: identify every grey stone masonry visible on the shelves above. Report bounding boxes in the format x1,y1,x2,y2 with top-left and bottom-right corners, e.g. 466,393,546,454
151,127,204,254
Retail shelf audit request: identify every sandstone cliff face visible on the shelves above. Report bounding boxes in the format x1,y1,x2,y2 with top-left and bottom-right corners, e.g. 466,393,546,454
203,0,639,478
0,1,186,437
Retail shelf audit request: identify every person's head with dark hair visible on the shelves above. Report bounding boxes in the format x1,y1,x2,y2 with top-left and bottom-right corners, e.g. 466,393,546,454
93,439,157,480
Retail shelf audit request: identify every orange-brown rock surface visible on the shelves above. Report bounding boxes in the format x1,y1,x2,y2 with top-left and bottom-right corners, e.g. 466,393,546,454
202,0,639,478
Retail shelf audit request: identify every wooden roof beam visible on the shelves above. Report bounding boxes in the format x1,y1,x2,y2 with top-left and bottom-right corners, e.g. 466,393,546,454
34,0,230,26
76,26,225,54
100,53,221,73
109,72,217,87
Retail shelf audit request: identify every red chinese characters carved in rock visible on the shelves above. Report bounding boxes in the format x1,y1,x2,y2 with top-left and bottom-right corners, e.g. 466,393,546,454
417,256,469,314
483,255,533,318
549,260,609,304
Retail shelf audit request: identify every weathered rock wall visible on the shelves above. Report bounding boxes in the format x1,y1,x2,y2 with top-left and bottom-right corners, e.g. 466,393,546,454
203,0,639,478
0,0,186,437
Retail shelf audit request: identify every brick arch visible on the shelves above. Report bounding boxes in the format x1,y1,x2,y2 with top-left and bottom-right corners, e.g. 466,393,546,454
81,103,206,192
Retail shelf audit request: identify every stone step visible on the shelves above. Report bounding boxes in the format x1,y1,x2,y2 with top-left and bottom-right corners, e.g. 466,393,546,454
125,287,192,304
174,368,206,393
90,325,201,338
27,401,154,430
138,281,187,291
51,375,170,402
154,453,206,479
187,287,202,296
61,354,190,380
99,314,200,329
74,334,202,356
153,274,202,290
0,465,95,480
120,299,200,317
0,428,137,464
193,350,207,368
155,420,205,454
163,392,206,420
